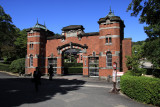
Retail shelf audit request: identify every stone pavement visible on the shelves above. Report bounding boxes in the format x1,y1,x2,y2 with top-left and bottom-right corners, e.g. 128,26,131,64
0,72,153,107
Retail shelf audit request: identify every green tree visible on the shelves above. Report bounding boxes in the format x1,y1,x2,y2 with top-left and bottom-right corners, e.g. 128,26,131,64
126,42,146,76
143,38,160,68
127,0,160,68
127,0,160,39
1,28,19,62
0,5,16,58
14,29,27,58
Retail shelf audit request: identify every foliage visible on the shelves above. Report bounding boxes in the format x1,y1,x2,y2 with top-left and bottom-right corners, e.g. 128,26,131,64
14,29,27,58
64,63,83,68
127,0,160,68
0,62,10,71
0,5,17,58
126,42,146,76
127,0,160,39
143,38,160,68
120,73,160,106
9,58,25,73
64,63,83,74
64,67,83,74
132,41,144,46
0,5,27,62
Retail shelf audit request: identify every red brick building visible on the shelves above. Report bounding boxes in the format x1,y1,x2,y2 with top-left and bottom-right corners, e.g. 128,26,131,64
26,10,132,78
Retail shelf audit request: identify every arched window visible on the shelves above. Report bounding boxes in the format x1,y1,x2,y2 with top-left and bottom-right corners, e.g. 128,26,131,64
30,54,33,67
106,51,112,67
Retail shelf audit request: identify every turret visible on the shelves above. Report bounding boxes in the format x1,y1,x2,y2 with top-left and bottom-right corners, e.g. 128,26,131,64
25,20,54,74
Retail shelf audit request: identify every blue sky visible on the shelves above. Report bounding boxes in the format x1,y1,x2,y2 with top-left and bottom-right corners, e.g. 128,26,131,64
0,0,148,42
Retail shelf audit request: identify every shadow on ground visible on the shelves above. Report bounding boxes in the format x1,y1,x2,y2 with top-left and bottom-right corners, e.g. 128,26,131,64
0,77,85,107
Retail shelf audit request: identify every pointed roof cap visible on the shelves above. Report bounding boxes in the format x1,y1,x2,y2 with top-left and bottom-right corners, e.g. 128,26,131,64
106,7,115,17
33,18,47,30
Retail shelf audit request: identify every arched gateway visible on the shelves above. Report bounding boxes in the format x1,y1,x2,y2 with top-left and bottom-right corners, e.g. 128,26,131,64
25,10,132,79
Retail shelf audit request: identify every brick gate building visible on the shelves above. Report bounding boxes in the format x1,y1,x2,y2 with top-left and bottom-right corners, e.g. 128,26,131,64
26,10,132,78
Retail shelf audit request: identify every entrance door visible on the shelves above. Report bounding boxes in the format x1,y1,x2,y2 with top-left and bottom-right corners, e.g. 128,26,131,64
88,57,99,76
48,58,57,74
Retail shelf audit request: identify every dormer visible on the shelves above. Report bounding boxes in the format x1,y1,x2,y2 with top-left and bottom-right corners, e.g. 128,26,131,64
62,25,85,38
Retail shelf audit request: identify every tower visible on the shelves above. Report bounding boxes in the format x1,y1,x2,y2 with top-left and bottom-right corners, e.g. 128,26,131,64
98,9,125,73
26,21,54,74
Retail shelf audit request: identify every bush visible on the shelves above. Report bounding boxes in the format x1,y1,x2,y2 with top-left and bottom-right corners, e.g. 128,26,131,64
67,67,83,74
9,58,25,73
64,63,83,67
120,73,160,106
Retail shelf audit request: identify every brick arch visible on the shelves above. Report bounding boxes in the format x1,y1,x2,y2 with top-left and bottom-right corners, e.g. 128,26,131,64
57,42,88,50
57,42,88,54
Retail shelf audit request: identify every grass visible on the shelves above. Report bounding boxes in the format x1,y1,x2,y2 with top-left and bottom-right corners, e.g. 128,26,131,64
0,62,10,72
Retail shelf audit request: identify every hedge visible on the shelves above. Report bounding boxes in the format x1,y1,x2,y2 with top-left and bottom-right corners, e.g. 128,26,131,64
9,58,25,73
120,74,160,106
64,63,83,67
64,67,83,74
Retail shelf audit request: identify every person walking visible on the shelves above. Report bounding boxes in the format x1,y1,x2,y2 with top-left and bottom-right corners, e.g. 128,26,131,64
33,67,41,92
48,65,54,80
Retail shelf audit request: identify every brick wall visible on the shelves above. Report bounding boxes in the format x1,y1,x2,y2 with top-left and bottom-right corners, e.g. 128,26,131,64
122,38,132,72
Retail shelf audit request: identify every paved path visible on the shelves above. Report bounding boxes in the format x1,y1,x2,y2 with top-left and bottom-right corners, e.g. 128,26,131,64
0,72,152,107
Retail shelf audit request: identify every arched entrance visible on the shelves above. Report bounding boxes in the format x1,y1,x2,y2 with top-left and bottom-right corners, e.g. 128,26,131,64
62,48,82,75
57,42,88,76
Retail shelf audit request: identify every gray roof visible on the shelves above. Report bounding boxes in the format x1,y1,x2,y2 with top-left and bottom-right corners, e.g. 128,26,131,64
98,9,124,26
62,25,84,31
33,22,47,30
78,32,99,37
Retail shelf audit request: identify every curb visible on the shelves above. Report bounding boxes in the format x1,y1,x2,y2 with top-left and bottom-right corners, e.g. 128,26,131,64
0,71,19,77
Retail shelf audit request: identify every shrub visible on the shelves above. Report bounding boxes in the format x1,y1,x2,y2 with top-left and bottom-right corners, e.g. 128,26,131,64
67,67,83,74
9,58,25,73
64,63,83,67
120,73,160,106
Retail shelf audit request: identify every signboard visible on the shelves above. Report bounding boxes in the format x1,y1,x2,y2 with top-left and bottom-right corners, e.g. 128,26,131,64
113,62,117,70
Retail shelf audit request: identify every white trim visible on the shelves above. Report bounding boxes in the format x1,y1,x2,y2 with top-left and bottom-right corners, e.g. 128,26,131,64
27,42,40,44
100,22,119,25
28,35,40,38
105,43,112,46
99,26,120,30
99,35,120,39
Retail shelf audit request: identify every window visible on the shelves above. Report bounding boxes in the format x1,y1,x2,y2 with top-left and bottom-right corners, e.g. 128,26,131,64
109,37,112,43
106,52,112,67
29,42,33,49
106,37,112,44
30,55,33,67
106,37,108,43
